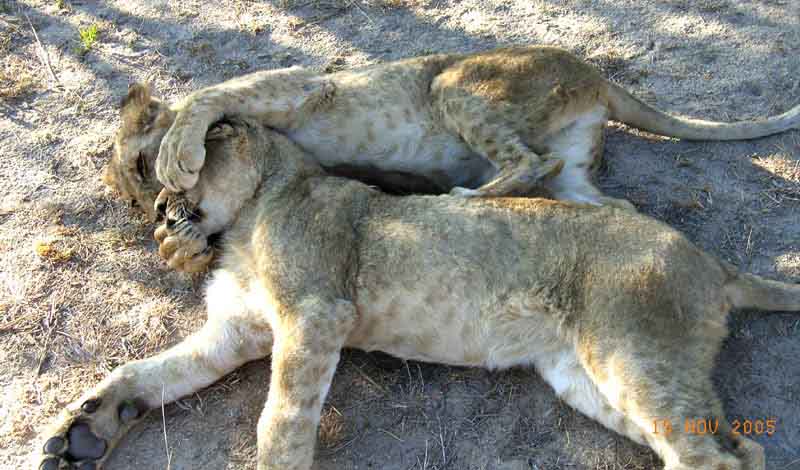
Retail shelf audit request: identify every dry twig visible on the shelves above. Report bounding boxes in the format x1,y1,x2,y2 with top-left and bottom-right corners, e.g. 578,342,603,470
23,11,82,102
23,12,58,84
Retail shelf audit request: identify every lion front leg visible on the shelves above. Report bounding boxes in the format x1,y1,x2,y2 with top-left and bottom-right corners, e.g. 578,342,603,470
156,68,335,193
34,314,273,470
257,297,356,470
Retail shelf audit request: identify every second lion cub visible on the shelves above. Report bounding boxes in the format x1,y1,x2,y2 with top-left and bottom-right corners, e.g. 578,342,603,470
151,46,800,206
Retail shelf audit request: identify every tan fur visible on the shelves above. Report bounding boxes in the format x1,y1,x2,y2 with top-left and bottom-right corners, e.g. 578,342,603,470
35,95,800,470
144,45,799,207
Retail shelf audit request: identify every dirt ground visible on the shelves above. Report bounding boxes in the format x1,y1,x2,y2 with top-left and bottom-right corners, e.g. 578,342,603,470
1,0,799,469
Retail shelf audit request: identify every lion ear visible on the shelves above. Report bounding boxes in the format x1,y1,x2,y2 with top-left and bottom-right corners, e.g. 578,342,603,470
120,82,163,131
120,82,152,112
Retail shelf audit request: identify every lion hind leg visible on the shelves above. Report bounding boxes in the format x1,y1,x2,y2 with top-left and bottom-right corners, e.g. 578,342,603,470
578,339,756,470
534,346,651,447
541,106,636,210
434,87,568,197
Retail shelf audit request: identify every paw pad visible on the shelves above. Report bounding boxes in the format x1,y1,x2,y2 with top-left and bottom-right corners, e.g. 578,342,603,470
39,458,59,470
37,397,147,469
118,401,141,424
68,423,107,460
43,436,66,455
81,398,101,414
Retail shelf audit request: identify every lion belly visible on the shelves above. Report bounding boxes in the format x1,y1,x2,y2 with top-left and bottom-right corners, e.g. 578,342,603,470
287,76,497,192
346,274,569,370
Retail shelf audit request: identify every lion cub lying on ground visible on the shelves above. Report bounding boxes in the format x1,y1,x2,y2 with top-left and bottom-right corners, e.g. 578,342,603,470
37,85,799,470
108,46,800,223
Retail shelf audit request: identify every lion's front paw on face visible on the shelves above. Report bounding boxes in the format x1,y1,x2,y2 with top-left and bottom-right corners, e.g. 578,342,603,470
153,189,215,273
156,124,207,193
36,398,145,470
155,221,214,273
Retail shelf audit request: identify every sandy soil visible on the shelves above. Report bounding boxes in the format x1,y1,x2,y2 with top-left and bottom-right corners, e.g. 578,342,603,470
1,0,799,469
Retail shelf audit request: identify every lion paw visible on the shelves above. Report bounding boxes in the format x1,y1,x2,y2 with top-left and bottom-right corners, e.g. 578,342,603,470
155,223,214,273
156,121,206,193
154,190,215,273
35,396,146,470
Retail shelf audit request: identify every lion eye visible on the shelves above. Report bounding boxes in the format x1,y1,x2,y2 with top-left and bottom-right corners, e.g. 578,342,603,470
135,153,147,181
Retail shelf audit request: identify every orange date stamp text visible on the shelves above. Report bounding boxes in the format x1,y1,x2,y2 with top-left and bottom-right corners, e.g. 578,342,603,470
651,418,777,437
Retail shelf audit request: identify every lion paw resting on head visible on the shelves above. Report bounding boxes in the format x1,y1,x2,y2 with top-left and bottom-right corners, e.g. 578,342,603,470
105,84,267,271
38,84,800,470
140,45,800,211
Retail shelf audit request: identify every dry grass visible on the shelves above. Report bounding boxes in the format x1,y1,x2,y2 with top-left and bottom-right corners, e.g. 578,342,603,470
752,150,800,207
0,54,39,100
368,0,427,7
0,193,202,458
275,0,350,9
33,234,76,263
318,406,346,449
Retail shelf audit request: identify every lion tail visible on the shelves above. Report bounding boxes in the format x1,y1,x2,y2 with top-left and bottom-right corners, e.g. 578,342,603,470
725,272,800,312
606,81,800,141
